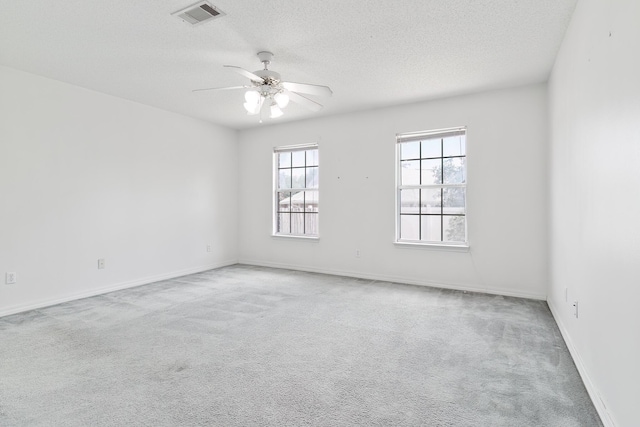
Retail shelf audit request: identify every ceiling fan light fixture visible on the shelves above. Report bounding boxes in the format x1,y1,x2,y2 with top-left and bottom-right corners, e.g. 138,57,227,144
270,103,283,118
244,90,260,104
244,100,262,115
274,92,289,109
244,90,262,114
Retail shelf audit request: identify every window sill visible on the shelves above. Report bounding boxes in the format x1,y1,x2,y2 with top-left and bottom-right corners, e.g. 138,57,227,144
271,234,320,242
394,241,469,252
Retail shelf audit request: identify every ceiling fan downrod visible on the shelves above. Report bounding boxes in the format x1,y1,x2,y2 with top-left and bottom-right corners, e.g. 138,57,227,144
257,51,274,70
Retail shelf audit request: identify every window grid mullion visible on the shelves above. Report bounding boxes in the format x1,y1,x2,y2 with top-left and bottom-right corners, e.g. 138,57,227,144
303,153,307,235
418,141,422,240
401,155,464,161
440,138,444,242
399,184,465,189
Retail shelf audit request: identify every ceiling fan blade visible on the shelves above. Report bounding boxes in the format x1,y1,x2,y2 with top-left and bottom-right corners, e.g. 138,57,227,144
286,90,323,112
224,65,264,82
282,81,333,97
192,85,249,93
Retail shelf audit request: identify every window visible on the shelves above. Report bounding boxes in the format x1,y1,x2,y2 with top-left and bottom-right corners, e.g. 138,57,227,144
274,144,319,237
396,127,467,245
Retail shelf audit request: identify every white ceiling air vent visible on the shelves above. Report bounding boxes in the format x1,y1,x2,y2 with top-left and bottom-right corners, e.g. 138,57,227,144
172,1,225,26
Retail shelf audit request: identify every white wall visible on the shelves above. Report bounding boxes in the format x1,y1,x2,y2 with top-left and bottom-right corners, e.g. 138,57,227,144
0,66,238,316
238,84,549,299
548,0,640,426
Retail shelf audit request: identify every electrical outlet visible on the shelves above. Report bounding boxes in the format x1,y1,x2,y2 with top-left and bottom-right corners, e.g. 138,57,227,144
98,259,105,269
5,272,16,284
355,249,361,258
206,244,212,252
573,301,579,318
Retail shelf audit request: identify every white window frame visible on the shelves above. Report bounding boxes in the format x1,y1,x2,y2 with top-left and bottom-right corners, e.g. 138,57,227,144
273,143,319,239
395,127,468,248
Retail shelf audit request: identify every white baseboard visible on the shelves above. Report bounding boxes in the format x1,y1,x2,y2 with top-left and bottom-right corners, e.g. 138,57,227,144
547,299,615,427
238,259,546,300
0,259,238,318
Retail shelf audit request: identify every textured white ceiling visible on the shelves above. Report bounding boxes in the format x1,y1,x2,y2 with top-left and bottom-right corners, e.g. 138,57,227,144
0,0,576,130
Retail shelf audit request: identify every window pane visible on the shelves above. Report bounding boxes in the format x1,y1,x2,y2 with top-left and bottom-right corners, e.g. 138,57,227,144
291,213,304,234
292,168,305,189
306,167,319,188
278,213,290,234
292,150,305,167
421,139,441,158
421,215,442,242
421,158,441,185
401,160,420,185
400,215,419,241
421,188,441,214
306,149,318,166
442,158,465,184
401,141,420,160
443,215,466,242
443,136,466,157
305,213,318,235
304,191,318,212
290,191,304,212
400,189,419,214
278,191,292,212
278,152,291,168
278,169,291,189
443,188,465,214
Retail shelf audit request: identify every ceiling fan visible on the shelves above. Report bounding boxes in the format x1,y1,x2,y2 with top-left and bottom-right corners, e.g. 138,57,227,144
193,51,332,121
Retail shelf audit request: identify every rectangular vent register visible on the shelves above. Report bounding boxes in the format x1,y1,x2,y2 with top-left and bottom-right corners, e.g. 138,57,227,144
172,1,225,26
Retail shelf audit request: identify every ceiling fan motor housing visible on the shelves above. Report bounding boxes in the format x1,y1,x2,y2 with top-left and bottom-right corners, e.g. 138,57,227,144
253,69,281,86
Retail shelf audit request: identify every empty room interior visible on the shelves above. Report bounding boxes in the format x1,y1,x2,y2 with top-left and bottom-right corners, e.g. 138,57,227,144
1,0,638,426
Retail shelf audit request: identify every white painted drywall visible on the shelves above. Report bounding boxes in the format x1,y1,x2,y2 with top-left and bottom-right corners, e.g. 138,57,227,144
0,66,238,316
238,84,549,299
548,0,640,425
